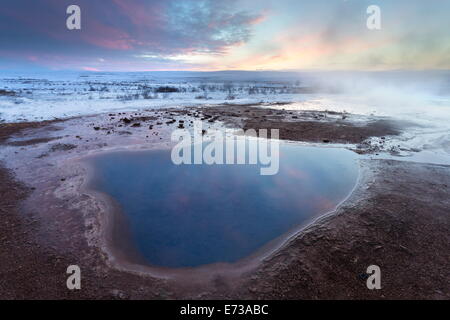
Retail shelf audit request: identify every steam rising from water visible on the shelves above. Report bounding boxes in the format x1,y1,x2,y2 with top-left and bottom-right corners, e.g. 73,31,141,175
305,71,450,113
288,71,450,164
1,70,449,162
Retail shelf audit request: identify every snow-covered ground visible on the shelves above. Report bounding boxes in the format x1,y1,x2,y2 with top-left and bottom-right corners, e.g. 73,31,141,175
1,70,449,122
0,71,318,122
1,70,450,164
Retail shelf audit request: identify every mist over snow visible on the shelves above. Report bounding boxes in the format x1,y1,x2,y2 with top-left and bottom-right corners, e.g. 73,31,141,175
1,70,449,164
1,70,449,122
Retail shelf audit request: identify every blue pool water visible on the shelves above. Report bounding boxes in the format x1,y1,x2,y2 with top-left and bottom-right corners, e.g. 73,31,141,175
88,144,358,268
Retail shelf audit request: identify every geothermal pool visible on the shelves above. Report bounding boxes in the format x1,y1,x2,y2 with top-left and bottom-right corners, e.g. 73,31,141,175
87,144,358,268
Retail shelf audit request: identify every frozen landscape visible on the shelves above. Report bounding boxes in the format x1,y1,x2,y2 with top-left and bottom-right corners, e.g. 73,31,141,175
2,70,450,164
1,71,449,122
1,0,449,304
1,70,450,300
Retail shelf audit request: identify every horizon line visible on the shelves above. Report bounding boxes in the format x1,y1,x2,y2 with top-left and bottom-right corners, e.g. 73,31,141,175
1,68,450,74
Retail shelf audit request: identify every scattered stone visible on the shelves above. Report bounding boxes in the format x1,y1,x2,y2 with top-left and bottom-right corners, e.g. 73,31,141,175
49,143,77,152
358,273,369,281
0,89,16,96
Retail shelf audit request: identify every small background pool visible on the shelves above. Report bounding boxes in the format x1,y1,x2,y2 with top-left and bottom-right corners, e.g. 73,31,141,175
88,143,358,268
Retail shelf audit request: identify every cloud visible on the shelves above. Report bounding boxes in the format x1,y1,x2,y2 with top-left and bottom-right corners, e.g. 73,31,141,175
0,0,263,70
162,0,259,54
0,0,448,71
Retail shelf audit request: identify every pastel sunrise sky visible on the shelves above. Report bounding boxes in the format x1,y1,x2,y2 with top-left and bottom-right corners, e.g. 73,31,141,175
0,0,449,71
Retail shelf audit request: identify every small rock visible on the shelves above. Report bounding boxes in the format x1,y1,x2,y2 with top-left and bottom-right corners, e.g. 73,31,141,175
358,273,369,281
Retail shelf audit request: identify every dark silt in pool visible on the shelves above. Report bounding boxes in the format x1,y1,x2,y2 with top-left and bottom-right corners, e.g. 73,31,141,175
88,144,358,268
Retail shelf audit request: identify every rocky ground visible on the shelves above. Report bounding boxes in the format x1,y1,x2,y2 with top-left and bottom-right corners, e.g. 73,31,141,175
0,104,448,299
238,160,450,299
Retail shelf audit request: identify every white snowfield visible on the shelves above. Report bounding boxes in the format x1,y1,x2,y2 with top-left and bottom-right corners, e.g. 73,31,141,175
0,70,315,122
1,70,450,163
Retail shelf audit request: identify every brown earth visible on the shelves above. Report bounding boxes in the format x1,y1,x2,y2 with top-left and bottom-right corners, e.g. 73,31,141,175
238,160,450,299
0,107,448,299
199,104,407,144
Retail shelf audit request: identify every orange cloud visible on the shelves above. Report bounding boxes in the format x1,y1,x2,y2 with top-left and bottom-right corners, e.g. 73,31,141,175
82,66,100,72
200,29,392,71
